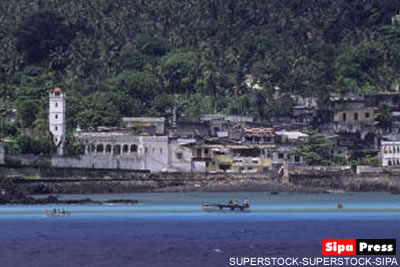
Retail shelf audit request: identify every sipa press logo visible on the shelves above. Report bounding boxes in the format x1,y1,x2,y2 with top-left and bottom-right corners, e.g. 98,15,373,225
322,239,396,255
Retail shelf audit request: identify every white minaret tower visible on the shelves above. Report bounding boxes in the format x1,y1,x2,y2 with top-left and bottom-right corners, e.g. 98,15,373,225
49,87,66,155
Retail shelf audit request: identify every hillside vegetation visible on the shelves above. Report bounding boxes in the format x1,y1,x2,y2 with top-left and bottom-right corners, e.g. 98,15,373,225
1,0,400,131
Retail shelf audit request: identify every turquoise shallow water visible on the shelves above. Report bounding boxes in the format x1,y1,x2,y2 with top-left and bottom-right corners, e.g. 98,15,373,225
0,192,398,267
1,192,398,218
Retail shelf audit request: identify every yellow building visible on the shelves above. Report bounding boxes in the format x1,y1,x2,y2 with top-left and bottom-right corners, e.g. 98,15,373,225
193,144,273,173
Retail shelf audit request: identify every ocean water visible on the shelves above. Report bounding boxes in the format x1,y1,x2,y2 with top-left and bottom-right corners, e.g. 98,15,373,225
0,192,398,267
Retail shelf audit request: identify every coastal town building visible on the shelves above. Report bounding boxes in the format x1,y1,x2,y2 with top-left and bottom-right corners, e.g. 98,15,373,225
271,131,308,166
49,87,66,156
381,141,400,167
122,117,166,135
191,143,273,173
12,88,393,172
200,114,253,137
0,144,4,165
52,131,196,172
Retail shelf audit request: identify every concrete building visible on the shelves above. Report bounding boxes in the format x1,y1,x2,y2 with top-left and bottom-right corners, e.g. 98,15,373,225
122,117,165,135
243,127,275,144
381,141,400,167
192,143,273,173
200,114,253,137
0,144,4,165
49,87,66,155
52,131,194,172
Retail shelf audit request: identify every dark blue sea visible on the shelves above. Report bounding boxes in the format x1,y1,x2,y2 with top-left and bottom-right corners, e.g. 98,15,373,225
0,192,399,267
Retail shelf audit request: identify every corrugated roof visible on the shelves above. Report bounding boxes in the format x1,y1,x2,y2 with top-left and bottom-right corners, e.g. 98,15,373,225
243,127,275,137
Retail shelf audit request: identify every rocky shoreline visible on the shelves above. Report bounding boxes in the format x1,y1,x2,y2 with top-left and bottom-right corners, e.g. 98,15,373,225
0,178,139,205
0,166,399,205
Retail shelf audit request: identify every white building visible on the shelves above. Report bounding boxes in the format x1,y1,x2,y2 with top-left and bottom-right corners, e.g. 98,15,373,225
48,90,197,172
49,87,66,155
0,144,4,165
381,141,400,166
51,131,195,172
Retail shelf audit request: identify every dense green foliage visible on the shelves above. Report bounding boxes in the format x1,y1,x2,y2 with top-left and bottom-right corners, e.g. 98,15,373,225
294,131,340,166
1,0,400,131
14,134,53,155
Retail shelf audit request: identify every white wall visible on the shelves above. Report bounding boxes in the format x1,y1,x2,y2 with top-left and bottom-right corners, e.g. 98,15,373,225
0,145,4,165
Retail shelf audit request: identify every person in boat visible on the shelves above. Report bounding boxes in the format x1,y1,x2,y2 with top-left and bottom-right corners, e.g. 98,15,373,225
228,200,234,207
243,199,250,208
232,201,239,210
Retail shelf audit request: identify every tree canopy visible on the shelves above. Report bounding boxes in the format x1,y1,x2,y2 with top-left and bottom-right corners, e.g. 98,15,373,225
1,0,400,131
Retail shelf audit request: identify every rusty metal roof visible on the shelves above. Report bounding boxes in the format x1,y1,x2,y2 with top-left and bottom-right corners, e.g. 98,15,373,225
243,127,275,137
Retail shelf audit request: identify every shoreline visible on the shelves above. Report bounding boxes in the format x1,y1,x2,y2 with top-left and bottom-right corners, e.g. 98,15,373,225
0,165,399,205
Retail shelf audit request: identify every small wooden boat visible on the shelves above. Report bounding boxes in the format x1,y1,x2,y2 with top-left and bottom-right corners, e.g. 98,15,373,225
43,209,71,217
201,200,250,211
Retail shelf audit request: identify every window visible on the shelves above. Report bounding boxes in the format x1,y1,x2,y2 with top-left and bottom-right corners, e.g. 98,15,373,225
55,126,58,131
176,152,183,159
123,145,129,153
55,114,58,119
55,138,58,143
278,153,284,159
206,162,209,167
204,148,209,154
130,144,138,153
354,112,358,121
106,145,112,153
365,112,370,118
55,102,58,107
97,144,104,153
294,156,300,162
145,147,148,153
342,113,347,122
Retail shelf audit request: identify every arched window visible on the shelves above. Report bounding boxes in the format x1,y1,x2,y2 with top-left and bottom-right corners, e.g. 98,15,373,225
97,144,104,153
130,144,138,153
123,144,129,153
113,145,121,155
388,160,392,166
106,144,112,153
